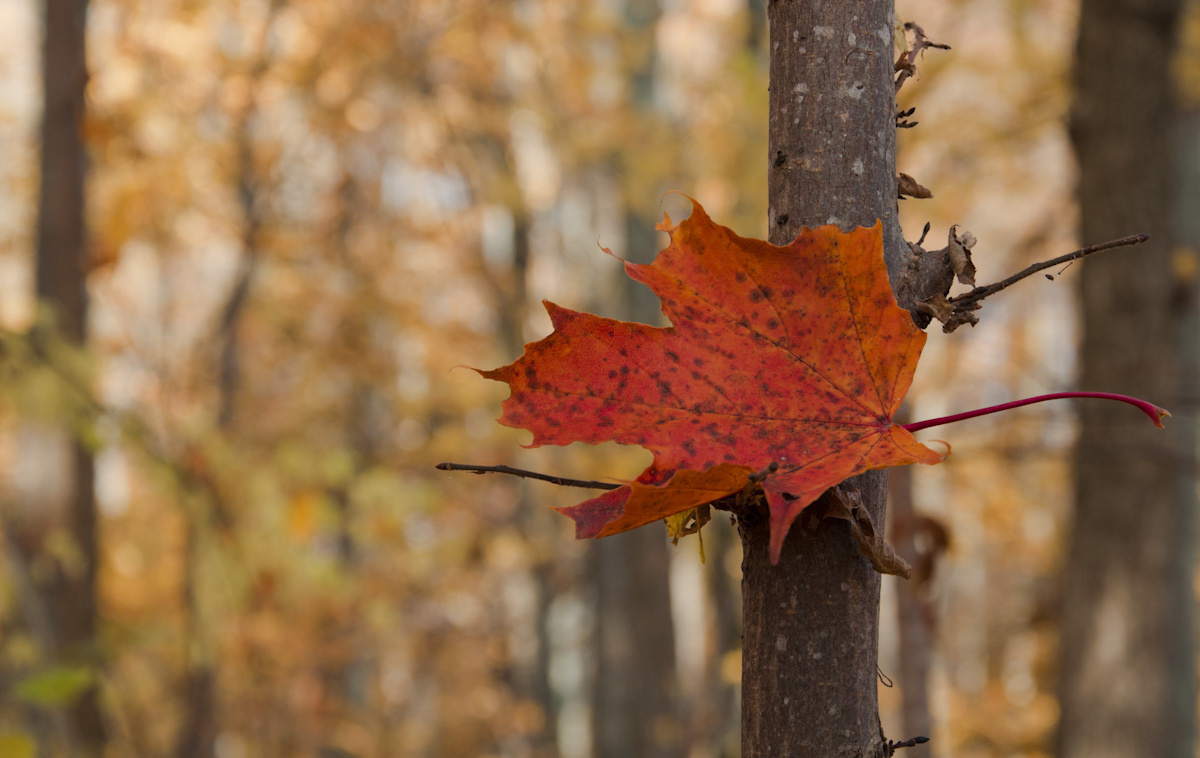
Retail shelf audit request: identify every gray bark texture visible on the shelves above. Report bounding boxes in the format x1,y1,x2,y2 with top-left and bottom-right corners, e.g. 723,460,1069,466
741,2,906,757
1058,0,1198,756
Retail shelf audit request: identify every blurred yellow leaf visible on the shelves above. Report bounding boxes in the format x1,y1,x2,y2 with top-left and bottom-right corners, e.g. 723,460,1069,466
0,733,35,758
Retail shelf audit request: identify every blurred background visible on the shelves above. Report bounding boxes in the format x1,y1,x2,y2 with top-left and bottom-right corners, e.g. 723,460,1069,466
1,0,1199,756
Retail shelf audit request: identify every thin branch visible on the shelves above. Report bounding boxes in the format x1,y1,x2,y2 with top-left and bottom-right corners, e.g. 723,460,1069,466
887,736,931,755
436,462,620,490
950,233,1149,308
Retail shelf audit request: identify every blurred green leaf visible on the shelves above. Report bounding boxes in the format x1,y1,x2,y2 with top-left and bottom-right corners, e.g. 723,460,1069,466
13,666,93,707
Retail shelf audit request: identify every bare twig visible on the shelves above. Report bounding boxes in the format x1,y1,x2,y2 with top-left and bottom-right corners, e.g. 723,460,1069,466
918,233,1151,332
896,106,918,129
435,462,620,490
950,233,1149,308
887,735,931,755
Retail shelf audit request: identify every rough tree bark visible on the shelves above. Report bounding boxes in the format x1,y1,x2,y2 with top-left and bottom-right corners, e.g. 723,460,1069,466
1058,1,1198,756
740,3,906,757
8,0,106,754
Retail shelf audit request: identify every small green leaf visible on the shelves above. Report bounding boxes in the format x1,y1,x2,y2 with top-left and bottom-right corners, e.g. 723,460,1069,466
13,665,93,707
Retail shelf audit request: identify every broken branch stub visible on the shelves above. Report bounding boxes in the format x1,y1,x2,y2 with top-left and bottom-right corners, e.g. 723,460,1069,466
894,21,951,93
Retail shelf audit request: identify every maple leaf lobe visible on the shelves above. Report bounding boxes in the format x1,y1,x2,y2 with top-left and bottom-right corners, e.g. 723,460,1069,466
482,199,945,562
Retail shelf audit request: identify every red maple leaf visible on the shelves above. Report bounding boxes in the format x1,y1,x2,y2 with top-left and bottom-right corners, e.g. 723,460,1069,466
480,199,946,562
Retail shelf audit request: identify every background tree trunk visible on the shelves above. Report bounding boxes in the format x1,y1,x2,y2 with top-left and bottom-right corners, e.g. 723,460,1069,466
8,0,106,755
592,164,684,758
590,229,684,758
742,2,906,756
591,529,681,758
1058,1,1198,756
888,463,934,758
589,3,684,756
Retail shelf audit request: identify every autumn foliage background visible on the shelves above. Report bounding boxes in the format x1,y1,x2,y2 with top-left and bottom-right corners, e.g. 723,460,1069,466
2,0,1200,757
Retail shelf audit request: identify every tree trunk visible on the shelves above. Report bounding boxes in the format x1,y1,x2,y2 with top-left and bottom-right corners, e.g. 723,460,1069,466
888,464,934,758
10,0,106,754
589,3,684,756
700,518,741,756
591,528,682,758
591,193,683,758
1058,1,1197,756
742,3,905,756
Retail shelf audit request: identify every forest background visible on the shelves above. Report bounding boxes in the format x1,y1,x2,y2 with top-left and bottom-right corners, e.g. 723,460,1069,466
1,0,1199,757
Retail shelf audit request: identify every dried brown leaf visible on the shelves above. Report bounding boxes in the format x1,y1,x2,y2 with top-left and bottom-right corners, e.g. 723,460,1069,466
947,225,977,286
898,173,932,199
828,487,911,579
915,293,955,323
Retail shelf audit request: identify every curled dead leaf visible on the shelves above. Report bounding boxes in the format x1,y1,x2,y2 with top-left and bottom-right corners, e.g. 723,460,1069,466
665,505,711,562
898,173,932,199
947,225,977,286
916,292,980,334
827,486,911,579
914,293,955,324
665,505,711,543
940,306,980,333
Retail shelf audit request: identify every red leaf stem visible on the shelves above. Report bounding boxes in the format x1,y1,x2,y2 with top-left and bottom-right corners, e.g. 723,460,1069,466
902,391,1170,433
